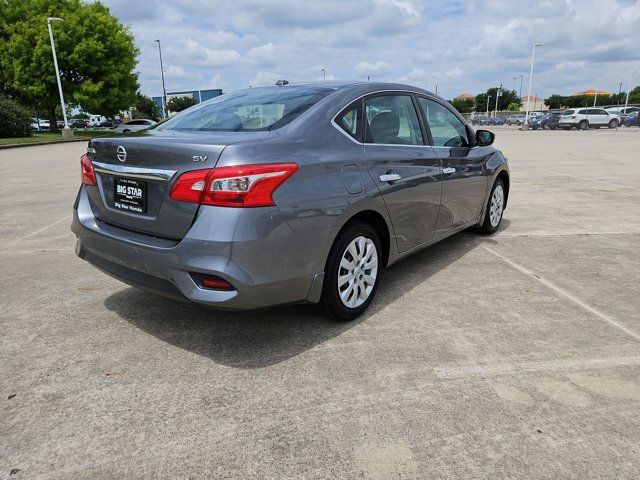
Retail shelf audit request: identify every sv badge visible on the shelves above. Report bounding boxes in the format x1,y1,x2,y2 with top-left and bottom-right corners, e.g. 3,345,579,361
192,155,208,162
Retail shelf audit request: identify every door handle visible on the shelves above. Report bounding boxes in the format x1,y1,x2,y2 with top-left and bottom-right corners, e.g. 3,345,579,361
379,173,401,183
442,167,456,174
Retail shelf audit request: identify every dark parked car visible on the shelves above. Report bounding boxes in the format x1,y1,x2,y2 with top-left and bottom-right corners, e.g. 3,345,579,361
530,112,562,130
490,117,505,125
72,82,510,320
622,112,638,127
472,115,489,125
70,119,89,129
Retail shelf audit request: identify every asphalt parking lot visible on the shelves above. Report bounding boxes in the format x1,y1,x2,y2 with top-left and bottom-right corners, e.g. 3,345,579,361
1,128,640,479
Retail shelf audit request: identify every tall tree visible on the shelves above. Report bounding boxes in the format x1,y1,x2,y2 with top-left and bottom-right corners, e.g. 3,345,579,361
167,96,198,113
475,88,519,113
132,94,161,121
450,97,475,114
0,0,139,131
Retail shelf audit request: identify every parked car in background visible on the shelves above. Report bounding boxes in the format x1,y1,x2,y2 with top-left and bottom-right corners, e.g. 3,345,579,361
70,119,89,129
622,112,638,127
96,119,114,128
471,115,489,126
72,81,510,320
530,112,562,130
506,114,526,125
113,119,157,134
605,106,640,116
558,108,619,130
88,115,108,127
490,117,505,125
31,118,50,131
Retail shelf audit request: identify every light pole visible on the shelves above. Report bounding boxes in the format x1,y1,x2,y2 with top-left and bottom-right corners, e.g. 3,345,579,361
624,71,639,112
155,40,167,118
524,43,542,126
47,17,72,139
494,83,502,118
197,76,202,103
321,68,326,80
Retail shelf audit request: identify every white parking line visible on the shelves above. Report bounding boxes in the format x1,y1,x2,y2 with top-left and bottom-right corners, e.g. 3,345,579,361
481,244,640,342
434,355,640,379
2,216,70,250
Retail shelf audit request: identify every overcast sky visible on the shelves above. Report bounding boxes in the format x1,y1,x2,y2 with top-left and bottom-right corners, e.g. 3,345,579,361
100,0,640,99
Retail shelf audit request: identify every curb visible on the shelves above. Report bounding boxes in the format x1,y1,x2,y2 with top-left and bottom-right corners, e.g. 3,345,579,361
0,138,91,150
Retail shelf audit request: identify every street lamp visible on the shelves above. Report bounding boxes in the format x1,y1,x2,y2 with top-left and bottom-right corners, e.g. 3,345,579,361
321,68,326,80
514,74,524,101
47,17,72,139
524,43,542,126
155,40,168,118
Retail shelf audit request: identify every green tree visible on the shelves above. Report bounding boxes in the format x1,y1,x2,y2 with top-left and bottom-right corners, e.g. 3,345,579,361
475,88,519,113
132,93,160,120
450,97,475,114
0,0,139,131
0,95,33,137
507,102,520,112
167,95,198,113
628,86,640,104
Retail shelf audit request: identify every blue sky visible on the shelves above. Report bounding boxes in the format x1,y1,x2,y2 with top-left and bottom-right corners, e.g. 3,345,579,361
100,0,640,99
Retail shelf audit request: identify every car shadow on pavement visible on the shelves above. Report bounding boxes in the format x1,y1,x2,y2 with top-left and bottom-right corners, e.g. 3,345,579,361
104,224,507,369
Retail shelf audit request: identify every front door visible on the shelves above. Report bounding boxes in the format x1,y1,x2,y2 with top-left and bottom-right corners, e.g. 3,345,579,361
364,93,442,253
416,96,489,234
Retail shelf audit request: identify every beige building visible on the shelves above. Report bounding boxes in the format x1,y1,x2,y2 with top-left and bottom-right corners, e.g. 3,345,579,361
520,95,547,111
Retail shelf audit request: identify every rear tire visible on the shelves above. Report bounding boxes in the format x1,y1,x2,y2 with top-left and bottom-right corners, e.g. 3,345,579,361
320,222,382,321
608,119,617,128
478,178,505,235
578,120,589,130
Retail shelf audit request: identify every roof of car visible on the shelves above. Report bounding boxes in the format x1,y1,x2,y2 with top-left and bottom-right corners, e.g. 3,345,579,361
270,81,432,95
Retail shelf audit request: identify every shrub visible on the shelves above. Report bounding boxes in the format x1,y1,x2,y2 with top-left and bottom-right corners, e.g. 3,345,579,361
0,96,32,137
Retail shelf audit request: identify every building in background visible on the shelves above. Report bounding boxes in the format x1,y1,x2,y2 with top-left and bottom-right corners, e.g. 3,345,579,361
153,88,223,112
520,95,547,111
571,89,609,96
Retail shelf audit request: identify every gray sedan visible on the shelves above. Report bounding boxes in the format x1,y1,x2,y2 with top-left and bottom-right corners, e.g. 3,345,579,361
72,82,509,320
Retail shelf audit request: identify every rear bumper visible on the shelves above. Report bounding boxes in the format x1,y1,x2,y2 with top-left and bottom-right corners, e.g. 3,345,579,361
72,186,333,309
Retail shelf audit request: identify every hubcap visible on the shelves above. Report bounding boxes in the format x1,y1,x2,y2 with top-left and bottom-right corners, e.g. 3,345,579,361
489,184,504,228
338,236,378,308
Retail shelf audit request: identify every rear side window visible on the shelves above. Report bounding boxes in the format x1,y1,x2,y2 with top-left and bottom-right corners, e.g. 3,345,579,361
418,97,469,148
364,95,423,145
562,110,574,115
157,87,333,132
336,102,362,141
577,109,586,115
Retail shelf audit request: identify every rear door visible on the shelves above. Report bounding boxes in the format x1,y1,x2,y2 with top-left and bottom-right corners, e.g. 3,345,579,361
363,93,442,253
416,96,489,234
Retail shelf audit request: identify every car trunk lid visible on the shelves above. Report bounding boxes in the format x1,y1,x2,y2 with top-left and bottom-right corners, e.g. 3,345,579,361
86,129,269,239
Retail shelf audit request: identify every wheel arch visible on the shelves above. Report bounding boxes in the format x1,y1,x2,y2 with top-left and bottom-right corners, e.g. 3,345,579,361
337,209,391,268
496,169,510,208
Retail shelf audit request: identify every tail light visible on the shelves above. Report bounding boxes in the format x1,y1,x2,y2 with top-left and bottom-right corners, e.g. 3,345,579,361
169,163,299,207
570,115,577,119
80,154,96,185
190,273,235,291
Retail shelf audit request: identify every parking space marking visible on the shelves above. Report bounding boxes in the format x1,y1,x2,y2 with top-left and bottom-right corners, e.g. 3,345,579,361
0,248,74,255
1,216,70,250
481,244,640,342
434,355,640,379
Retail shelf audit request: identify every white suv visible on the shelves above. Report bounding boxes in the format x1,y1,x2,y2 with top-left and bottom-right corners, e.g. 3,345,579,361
558,108,619,130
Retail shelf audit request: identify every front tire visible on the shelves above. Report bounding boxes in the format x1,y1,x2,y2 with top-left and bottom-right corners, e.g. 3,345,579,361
320,222,381,321
478,179,505,235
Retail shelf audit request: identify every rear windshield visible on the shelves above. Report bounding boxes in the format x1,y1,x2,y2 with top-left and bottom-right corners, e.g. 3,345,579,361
561,110,575,115
156,87,334,132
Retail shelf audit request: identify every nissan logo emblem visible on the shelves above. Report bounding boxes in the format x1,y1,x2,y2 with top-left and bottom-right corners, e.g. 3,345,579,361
116,145,127,162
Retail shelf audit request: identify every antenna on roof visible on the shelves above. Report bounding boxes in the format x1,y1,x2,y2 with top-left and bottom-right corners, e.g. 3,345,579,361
275,80,289,86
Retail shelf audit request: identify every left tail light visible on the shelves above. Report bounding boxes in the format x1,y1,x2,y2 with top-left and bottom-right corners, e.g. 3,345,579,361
169,163,299,207
80,154,96,185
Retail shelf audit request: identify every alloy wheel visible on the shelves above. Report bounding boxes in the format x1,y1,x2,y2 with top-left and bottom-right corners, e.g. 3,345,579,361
338,236,378,308
489,184,504,228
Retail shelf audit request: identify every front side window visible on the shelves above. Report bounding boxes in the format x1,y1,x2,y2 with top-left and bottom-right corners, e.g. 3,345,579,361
364,95,423,145
156,86,333,132
418,97,469,147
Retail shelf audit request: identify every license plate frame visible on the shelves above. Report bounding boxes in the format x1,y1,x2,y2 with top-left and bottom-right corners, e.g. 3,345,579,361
113,177,146,214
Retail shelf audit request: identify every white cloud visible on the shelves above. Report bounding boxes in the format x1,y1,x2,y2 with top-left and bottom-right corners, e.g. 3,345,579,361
101,0,640,100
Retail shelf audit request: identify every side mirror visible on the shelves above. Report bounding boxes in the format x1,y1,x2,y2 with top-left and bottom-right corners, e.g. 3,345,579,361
476,129,494,146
